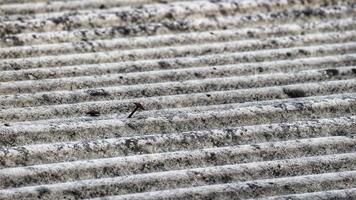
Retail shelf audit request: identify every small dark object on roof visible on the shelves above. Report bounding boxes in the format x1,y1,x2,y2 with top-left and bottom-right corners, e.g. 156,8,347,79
85,89,110,96
128,102,145,118
86,110,101,117
283,88,306,98
324,69,339,76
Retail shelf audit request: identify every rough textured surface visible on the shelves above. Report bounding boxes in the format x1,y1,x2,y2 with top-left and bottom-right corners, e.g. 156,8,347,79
0,0,356,199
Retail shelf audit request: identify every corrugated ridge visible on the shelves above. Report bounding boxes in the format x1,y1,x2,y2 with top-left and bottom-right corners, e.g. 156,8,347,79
1,137,354,188
1,31,356,71
1,67,354,108
1,0,352,34
0,116,354,167
0,0,355,199
0,0,189,15
1,79,355,122
88,171,356,200
1,17,355,52
2,4,355,46
4,17,356,56
255,188,356,200
1,92,355,147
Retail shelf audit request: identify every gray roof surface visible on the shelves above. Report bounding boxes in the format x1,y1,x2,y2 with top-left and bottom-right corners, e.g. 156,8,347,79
0,0,356,199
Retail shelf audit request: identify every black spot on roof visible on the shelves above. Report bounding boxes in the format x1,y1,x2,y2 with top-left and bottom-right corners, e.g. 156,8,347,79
86,110,101,117
85,89,110,96
324,69,339,76
36,187,51,198
283,88,306,98
158,61,171,69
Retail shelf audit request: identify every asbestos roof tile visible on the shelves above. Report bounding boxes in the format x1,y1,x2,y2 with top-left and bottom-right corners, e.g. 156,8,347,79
0,0,356,199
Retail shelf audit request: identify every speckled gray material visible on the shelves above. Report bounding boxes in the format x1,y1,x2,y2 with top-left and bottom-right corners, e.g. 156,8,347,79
1,4,355,46
0,0,356,199
1,19,355,59
90,171,356,200
255,188,356,200
1,116,355,168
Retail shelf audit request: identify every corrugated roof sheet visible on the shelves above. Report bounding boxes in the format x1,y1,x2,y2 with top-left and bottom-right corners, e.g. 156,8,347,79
0,0,356,199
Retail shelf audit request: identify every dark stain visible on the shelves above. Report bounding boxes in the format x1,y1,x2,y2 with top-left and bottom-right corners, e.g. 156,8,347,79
9,63,22,71
158,61,171,69
86,110,101,117
85,89,110,96
286,52,292,57
298,49,310,56
334,130,350,137
324,69,339,76
212,139,225,147
152,162,166,170
273,168,282,176
284,185,292,191
351,68,356,74
41,94,51,102
36,187,51,198
126,123,137,130
263,132,272,141
206,94,211,97
99,4,106,9
303,8,314,16
4,123,10,127
283,88,306,98
246,31,254,38
165,12,174,19
247,183,262,190
293,102,305,111
51,16,68,25
270,40,277,45
62,190,82,199
158,0,169,4
218,174,233,183
4,35,25,46
117,27,131,35
194,72,203,78
251,144,261,150
209,152,218,162
124,139,141,152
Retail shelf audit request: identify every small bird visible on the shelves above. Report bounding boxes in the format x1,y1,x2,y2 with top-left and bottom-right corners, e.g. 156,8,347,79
128,102,145,118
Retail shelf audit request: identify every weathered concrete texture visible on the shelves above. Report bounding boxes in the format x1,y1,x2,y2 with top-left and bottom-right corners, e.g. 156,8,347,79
90,171,356,200
0,0,355,199
2,31,356,71
255,188,356,200
0,0,352,34
1,4,355,46
0,116,355,168
1,18,356,58
0,19,355,59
